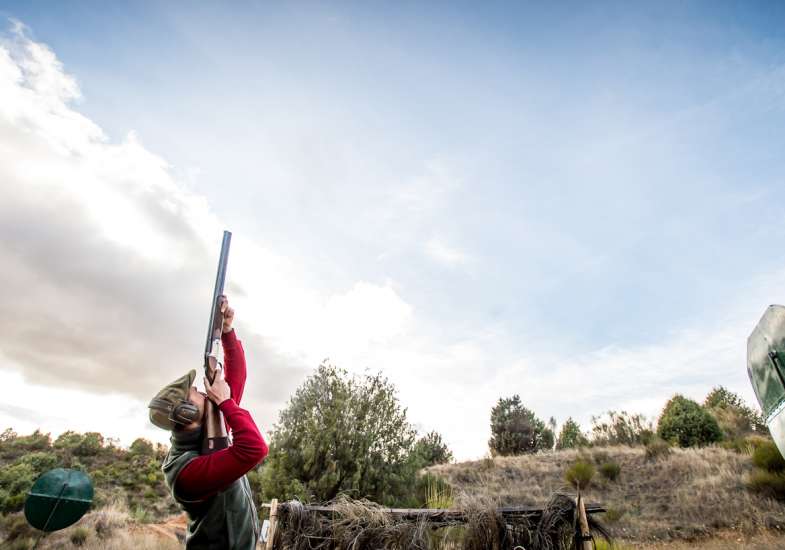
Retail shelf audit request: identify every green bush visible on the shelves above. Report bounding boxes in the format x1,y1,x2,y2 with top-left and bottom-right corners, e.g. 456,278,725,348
721,436,769,454
0,429,51,461
598,461,621,481
645,437,671,461
0,429,181,524
747,468,785,500
657,394,723,447
565,459,595,489
19,451,58,475
0,462,37,513
129,438,155,457
752,441,785,473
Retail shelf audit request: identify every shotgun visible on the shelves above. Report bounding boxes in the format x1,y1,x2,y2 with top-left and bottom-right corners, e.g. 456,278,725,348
202,230,232,454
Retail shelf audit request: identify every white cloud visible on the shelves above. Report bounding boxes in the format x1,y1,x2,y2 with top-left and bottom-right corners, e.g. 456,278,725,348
0,25,414,446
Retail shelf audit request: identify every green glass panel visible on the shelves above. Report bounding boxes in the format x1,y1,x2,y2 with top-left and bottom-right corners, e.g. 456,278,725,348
748,305,785,418
24,468,93,532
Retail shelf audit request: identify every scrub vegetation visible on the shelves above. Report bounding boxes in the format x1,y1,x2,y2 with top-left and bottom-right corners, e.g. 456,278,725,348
0,379,782,548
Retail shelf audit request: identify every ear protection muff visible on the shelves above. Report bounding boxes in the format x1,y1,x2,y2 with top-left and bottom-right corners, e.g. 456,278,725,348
149,397,201,426
171,400,201,425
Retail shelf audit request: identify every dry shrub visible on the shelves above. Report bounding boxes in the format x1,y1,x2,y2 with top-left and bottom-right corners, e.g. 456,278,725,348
82,501,130,539
6,539,32,550
274,497,431,550
592,451,610,464
462,505,508,550
645,437,671,461
70,526,90,546
0,512,36,543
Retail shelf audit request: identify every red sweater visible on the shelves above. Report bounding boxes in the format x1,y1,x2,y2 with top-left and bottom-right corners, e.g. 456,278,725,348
176,329,268,501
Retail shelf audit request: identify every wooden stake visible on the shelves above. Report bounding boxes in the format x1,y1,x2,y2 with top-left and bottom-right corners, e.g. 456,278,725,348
576,491,592,550
265,498,278,550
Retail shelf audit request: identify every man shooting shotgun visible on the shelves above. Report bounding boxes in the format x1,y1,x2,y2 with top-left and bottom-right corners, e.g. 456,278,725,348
203,231,232,455
148,232,268,549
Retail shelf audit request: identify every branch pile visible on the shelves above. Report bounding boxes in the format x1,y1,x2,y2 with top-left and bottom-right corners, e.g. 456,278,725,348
271,493,610,550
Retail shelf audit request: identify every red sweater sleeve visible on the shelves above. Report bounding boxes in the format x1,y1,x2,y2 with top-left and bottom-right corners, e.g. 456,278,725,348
222,329,246,406
175,399,268,502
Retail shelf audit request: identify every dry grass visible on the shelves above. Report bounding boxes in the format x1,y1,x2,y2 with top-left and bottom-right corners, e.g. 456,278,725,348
19,500,184,550
637,529,785,549
429,446,785,543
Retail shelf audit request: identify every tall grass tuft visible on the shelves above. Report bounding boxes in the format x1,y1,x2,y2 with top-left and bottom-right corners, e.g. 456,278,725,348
424,474,454,509
598,461,621,481
564,459,595,490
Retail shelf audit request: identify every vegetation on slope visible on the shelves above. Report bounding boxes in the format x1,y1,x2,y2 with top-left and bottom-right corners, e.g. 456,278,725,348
429,445,785,543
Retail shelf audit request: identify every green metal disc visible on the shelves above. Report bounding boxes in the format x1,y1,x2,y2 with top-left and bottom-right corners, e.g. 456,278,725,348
24,468,93,532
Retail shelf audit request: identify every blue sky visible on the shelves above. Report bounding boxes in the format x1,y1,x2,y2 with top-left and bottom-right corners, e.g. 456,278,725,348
1,1,785,458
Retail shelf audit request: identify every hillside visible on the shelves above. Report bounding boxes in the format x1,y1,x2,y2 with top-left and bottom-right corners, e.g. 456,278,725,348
429,445,785,545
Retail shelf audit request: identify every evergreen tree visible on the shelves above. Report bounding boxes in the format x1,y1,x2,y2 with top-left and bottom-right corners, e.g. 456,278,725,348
556,417,588,450
488,395,550,456
260,362,418,505
411,431,454,467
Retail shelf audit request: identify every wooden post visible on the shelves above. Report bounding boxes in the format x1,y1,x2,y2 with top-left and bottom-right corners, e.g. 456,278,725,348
265,498,278,550
576,491,592,550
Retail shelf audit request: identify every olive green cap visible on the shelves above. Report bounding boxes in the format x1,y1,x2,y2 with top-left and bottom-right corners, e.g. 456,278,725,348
148,369,196,430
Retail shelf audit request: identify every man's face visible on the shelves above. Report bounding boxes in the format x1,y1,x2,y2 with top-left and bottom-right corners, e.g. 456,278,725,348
187,386,207,426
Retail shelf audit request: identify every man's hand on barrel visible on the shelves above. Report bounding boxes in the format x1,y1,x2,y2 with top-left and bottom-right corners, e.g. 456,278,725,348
219,295,235,334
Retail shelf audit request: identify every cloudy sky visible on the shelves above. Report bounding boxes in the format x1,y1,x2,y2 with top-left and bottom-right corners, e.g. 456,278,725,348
1,2,785,459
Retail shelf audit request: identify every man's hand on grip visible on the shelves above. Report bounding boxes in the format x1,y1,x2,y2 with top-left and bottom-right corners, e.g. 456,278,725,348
204,375,231,405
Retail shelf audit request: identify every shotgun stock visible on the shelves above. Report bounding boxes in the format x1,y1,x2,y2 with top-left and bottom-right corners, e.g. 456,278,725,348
202,230,232,454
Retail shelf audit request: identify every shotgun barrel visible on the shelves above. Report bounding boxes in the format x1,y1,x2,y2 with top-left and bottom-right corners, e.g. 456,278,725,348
202,230,232,454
